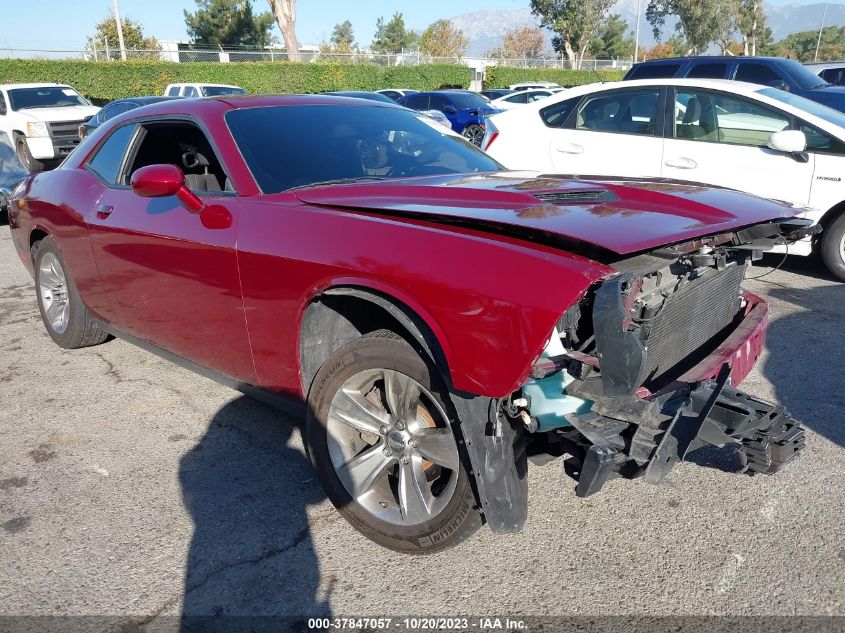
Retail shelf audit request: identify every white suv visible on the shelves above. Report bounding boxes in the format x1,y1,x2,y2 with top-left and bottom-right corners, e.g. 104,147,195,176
0,83,99,171
163,83,246,98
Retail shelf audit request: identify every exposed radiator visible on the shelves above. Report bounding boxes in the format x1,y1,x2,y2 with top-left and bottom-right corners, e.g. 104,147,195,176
640,263,745,384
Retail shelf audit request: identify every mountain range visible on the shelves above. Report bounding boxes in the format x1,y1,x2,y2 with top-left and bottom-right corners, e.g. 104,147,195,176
444,2,845,57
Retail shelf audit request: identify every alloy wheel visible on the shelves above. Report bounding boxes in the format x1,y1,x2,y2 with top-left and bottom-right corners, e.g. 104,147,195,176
38,252,70,334
326,367,460,526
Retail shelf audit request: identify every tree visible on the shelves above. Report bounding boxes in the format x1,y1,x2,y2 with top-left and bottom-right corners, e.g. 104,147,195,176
773,26,845,62
331,20,356,48
736,0,766,56
419,19,468,58
184,0,275,47
85,12,159,59
590,14,634,58
531,0,615,69
501,26,546,61
643,33,686,59
266,0,301,61
645,0,733,55
372,13,417,54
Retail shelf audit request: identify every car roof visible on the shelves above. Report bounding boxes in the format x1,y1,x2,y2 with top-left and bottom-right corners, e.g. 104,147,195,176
112,96,182,105
804,61,845,69
633,56,790,65
0,82,71,90
167,82,243,88
107,94,404,119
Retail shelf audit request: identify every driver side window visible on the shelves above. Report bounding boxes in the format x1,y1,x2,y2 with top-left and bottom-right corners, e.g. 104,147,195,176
123,121,233,193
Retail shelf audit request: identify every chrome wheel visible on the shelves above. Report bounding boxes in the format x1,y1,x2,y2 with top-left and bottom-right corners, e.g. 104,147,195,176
38,252,69,334
462,124,484,147
840,232,845,263
326,368,460,526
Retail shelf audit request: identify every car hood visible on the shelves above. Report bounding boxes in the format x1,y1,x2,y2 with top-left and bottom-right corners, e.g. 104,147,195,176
803,86,845,108
14,105,100,122
293,172,800,256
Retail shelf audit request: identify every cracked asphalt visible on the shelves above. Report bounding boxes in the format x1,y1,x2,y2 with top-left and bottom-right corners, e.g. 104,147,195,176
1,224,844,624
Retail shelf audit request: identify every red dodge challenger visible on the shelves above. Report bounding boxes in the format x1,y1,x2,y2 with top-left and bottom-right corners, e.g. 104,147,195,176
8,95,812,552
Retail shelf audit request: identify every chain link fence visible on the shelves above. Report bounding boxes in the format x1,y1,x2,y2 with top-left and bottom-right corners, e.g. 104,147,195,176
0,44,632,71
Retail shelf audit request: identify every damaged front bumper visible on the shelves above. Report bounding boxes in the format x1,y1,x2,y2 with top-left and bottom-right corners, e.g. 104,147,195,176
552,291,805,497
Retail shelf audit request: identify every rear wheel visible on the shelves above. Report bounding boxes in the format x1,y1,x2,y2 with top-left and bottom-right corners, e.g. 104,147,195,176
820,212,845,282
306,331,481,553
462,124,485,147
33,237,108,349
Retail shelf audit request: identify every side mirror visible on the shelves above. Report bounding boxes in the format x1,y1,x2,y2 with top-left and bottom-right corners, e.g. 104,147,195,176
767,130,806,154
130,164,204,213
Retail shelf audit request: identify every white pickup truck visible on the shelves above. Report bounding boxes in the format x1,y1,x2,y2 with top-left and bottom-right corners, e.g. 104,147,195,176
0,83,99,171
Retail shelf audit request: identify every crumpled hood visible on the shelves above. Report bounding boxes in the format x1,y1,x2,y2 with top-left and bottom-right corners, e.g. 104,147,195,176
14,105,100,123
293,172,801,255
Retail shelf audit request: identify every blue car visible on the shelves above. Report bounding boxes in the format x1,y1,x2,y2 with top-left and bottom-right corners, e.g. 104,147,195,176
624,56,845,113
79,96,182,139
0,131,27,219
397,90,501,146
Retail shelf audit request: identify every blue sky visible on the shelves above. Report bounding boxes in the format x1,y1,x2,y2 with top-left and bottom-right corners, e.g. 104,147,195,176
0,0,831,51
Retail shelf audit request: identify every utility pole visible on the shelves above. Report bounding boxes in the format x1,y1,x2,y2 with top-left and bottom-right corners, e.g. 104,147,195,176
814,2,829,62
633,0,642,64
113,0,127,61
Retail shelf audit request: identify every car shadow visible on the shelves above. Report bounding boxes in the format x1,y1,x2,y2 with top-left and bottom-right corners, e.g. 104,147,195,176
761,282,845,450
178,395,331,631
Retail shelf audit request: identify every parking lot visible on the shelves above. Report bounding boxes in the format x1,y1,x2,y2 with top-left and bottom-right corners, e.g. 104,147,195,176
1,221,843,621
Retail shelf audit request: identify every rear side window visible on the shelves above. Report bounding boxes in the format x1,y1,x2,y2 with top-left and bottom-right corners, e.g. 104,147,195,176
687,63,727,79
402,94,430,110
734,63,783,86
575,89,660,135
86,124,136,185
505,93,528,104
820,68,845,85
627,63,681,80
540,98,577,128
183,86,199,98
166,86,180,96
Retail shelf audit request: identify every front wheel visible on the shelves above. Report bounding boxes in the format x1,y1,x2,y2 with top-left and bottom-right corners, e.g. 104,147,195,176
462,124,485,147
306,331,481,553
820,212,845,282
15,136,45,172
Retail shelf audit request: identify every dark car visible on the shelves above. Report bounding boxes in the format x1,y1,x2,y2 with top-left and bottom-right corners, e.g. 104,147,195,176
323,91,395,103
397,90,502,146
79,96,182,139
480,89,514,100
624,56,845,113
0,131,27,219
9,94,810,552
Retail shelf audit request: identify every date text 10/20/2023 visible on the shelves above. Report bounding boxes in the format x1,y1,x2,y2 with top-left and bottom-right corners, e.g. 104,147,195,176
307,617,528,630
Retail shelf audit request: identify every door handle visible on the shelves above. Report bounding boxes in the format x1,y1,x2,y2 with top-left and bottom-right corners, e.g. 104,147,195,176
556,143,584,154
95,203,113,220
664,157,697,169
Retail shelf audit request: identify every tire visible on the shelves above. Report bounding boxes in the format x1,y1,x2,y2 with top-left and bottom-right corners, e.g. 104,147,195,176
15,135,45,172
820,212,845,282
306,330,481,553
462,123,485,147
32,237,109,349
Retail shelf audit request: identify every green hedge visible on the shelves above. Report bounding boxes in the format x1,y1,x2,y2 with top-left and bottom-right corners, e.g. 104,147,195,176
0,59,471,103
484,66,625,89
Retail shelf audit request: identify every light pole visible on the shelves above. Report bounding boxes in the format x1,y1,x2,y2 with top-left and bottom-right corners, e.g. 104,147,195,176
814,2,829,62
634,0,642,64
113,0,127,61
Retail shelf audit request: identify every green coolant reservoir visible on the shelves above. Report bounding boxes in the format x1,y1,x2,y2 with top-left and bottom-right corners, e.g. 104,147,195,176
522,328,593,431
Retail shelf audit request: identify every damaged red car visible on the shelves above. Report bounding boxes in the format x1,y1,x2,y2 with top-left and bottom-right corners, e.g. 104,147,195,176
8,95,814,553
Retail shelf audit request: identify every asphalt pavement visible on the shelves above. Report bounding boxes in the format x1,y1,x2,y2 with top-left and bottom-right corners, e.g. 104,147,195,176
1,224,843,625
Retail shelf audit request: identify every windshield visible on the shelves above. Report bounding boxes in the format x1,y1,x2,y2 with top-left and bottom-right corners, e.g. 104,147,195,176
8,86,88,110
201,86,246,97
759,87,845,128
442,92,490,109
226,104,502,193
779,59,829,90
